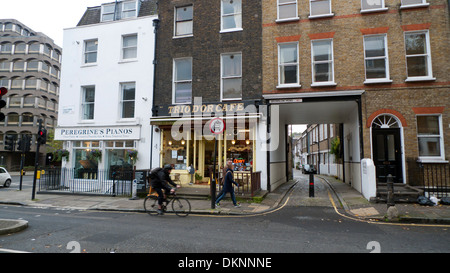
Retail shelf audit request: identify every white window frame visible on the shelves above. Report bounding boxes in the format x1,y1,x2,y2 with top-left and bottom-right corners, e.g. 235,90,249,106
277,42,301,88
404,30,435,82
174,5,194,38
277,0,299,22
121,0,139,19
400,0,429,9
120,82,136,119
81,86,95,121
101,4,116,22
121,34,138,61
309,0,334,19
221,52,242,101
361,0,388,13
173,57,193,105
221,0,243,33
101,0,138,22
83,39,98,65
311,39,336,86
363,34,392,84
416,114,445,162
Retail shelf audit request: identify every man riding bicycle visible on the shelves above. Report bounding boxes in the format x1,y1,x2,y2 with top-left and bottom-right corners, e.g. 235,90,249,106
151,164,180,215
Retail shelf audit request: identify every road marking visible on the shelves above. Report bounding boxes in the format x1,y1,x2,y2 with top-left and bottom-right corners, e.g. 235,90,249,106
327,190,450,228
0,248,30,253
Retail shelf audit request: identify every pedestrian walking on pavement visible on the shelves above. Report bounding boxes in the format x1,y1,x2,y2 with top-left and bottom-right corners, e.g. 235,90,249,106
215,162,240,208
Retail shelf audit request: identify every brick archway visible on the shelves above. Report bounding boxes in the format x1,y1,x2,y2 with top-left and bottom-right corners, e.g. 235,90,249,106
366,109,407,128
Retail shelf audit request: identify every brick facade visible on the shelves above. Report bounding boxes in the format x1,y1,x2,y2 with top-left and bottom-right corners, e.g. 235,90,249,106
154,0,262,109
262,0,450,185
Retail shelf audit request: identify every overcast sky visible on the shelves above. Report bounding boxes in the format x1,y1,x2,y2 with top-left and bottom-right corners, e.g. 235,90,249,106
0,0,109,46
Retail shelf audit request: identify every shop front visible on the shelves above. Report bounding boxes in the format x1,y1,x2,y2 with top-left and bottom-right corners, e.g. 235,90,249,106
151,101,263,195
54,125,144,194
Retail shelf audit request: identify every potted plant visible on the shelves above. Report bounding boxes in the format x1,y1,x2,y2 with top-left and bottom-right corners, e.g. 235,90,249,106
88,149,102,162
53,149,70,162
126,149,138,165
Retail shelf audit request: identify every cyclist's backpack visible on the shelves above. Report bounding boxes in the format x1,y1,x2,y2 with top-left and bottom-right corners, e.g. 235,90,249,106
149,167,163,181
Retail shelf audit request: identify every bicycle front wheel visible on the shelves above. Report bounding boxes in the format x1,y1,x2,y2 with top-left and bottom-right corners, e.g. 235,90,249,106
172,197,191,217
144,196,159,216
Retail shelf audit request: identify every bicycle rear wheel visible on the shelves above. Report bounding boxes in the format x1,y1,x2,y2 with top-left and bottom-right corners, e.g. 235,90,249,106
144,196,159,216
172,197,191,217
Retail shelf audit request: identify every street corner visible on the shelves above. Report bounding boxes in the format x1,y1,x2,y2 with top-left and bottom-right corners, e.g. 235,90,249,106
0,219,28,235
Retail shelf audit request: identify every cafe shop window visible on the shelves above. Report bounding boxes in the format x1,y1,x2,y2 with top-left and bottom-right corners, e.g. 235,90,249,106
225,124,254,171
162,129,192,170
73,141,100,178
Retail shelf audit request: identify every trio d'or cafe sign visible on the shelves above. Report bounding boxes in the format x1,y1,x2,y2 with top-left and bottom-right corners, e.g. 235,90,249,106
155,101,259,117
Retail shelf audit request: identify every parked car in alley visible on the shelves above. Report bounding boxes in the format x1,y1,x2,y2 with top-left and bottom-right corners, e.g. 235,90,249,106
302,164,317,174
0,167,12,187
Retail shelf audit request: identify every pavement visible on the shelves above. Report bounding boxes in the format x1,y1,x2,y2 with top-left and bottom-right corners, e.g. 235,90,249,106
1,171,449,235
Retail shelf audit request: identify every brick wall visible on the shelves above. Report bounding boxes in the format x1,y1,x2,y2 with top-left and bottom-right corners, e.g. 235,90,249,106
154,0,262,108
262,0,450,184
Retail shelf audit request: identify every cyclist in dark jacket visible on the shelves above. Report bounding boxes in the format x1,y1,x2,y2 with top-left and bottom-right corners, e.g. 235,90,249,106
151,164,179,214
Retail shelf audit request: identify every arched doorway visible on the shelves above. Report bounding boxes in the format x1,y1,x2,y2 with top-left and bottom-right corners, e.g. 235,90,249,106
371,114,404,183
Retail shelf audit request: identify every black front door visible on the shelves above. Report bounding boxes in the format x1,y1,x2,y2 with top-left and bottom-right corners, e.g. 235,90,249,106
372,128,403,183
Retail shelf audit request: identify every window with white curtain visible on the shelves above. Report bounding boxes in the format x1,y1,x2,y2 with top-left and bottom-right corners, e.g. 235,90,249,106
309,0,333,18
175,5,193,37
277,0,298,21
401,0,429,8
361,0,387,12
221,0,242,32
221,53,242,100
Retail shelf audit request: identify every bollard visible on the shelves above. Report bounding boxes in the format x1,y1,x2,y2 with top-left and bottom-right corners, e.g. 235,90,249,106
386,174,395,208
129,179,139,200
309,173,314,198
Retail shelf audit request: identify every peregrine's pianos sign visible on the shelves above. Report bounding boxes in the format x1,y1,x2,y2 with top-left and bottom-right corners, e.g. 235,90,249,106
55,126,140,140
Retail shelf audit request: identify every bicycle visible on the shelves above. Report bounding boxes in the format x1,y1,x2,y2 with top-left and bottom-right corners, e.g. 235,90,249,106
143,187,191,217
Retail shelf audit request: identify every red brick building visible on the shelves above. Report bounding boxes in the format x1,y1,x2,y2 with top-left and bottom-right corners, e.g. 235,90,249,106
262,0,449,196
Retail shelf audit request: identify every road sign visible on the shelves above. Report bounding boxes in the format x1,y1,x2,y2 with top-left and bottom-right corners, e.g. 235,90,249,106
209,118,225,134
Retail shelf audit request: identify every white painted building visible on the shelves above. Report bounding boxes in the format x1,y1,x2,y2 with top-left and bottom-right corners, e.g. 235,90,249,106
55,1,158,176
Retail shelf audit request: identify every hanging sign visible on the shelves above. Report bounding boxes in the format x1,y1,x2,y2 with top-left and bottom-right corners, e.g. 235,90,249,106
209,118,225,135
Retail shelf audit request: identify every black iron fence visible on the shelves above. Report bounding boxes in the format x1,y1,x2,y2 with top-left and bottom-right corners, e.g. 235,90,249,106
38,168,135,197
218,170,262,197
418,162,450,198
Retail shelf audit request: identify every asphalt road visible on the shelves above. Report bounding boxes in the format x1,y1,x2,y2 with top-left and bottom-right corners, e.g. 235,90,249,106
0,180,449,254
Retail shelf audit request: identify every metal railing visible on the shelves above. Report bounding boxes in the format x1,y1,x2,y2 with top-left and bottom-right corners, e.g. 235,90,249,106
218,170,262,197
38,168,134,197
419,162,450,198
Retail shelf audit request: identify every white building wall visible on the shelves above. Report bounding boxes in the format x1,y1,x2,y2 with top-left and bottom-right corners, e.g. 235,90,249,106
57,15,157,170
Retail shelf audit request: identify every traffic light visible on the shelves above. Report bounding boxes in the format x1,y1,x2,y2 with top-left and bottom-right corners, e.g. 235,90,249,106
5,134,16,151
17,138,23,152
24,135,31,152
0,87,7,122
37,128,47,145
17,135,31,153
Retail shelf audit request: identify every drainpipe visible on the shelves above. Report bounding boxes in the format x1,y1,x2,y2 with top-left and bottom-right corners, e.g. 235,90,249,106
150,15,160,170
266,100,271,192
113,0,119,21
